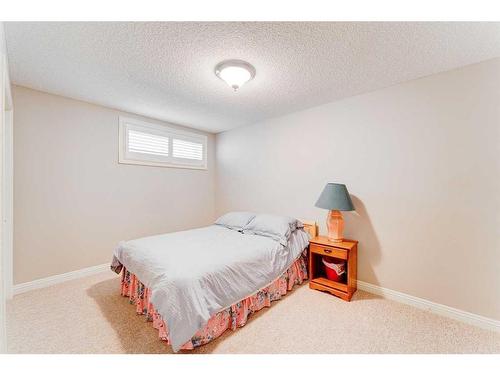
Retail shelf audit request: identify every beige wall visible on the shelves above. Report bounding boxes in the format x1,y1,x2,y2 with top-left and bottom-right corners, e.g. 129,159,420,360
13,85,216,284
216,58,500,320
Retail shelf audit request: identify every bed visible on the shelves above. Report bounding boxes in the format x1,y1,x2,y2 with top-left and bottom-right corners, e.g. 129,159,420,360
111,212,317,352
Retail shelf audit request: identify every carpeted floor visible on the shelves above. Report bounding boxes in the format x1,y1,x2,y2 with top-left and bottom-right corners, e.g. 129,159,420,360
6,271,500,354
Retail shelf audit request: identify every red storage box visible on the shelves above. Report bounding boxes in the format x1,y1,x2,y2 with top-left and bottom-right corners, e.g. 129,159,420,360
322,257,346,282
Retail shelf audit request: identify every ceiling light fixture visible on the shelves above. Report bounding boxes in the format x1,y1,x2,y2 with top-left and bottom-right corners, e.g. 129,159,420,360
214,60,256,92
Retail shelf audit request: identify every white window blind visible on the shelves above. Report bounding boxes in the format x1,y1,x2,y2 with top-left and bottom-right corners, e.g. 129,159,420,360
128,130,170,157
119,117,207,169
173,138,203,160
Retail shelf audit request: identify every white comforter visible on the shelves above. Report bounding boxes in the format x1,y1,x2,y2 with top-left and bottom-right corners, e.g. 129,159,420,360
112,225,309,351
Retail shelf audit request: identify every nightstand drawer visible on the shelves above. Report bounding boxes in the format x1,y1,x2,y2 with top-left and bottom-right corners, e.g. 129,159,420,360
309,244,348,260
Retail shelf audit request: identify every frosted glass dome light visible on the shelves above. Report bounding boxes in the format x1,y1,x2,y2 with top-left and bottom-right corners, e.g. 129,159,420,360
215,60,256,91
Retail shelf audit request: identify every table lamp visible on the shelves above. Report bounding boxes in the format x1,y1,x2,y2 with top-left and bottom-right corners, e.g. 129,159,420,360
315,183,355,242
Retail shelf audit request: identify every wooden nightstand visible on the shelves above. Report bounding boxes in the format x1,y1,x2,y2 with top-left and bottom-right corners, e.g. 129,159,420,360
308,236,358,301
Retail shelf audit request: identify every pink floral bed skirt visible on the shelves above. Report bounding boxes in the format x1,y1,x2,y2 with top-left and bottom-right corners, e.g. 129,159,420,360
120,251,308,350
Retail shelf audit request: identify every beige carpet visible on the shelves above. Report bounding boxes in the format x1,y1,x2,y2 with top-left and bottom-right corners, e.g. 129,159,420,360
6,271,500,354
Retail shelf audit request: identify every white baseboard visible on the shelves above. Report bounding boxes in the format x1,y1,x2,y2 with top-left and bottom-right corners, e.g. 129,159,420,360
357,280,500,333
13,263,111,295
12,265,500,333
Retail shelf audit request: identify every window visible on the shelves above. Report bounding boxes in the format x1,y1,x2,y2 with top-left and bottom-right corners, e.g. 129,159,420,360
118,117,207,169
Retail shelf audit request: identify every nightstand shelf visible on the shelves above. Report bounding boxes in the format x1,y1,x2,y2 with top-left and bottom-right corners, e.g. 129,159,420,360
311,277,348,292
309,236,358,301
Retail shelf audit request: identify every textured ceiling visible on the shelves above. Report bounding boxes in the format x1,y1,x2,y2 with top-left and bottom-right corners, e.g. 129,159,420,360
5,22,500,133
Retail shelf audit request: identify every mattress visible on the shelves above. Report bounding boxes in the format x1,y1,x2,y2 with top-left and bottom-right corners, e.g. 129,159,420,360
111,224,310,351
119,252,308,350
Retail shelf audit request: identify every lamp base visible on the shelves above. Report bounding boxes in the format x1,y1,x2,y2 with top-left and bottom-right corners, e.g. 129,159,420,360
326,210,344,243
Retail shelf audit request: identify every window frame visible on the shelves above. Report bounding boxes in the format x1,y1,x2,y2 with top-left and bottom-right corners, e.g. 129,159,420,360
118,116,208,170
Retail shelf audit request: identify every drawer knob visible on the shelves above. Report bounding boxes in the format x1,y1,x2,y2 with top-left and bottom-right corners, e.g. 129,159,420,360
324,249,332,253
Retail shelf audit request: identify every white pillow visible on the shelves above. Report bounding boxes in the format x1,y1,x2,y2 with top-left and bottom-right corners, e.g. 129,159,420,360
214,211,256,231
243,214,303,246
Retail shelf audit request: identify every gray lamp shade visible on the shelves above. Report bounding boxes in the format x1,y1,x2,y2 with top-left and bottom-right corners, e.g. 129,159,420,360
315,183,355,211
